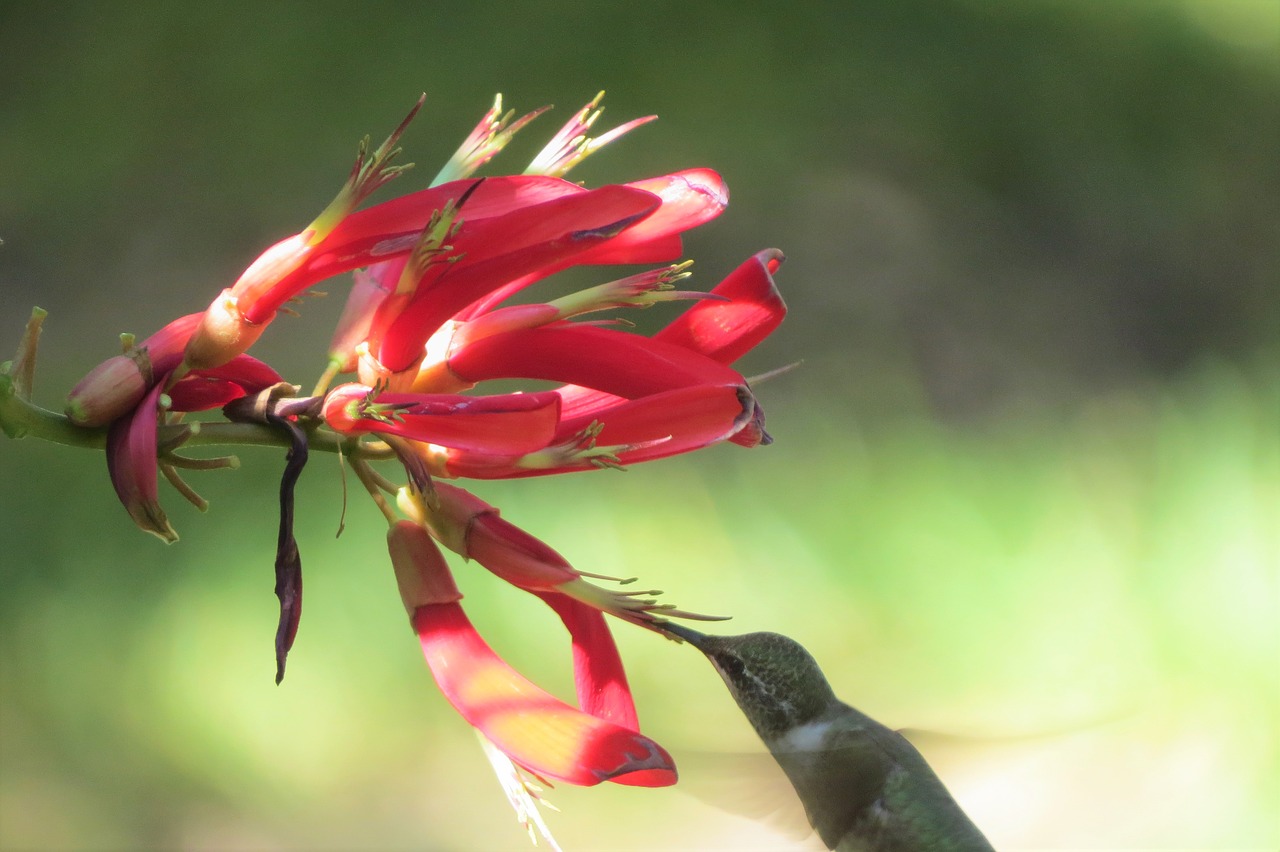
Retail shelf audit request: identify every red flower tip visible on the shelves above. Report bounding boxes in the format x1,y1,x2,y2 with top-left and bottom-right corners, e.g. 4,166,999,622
410,600,677,788
573,168,730,266
656,248,788,366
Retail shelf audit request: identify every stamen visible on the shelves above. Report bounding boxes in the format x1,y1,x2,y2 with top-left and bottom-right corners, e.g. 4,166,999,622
432,94,550,186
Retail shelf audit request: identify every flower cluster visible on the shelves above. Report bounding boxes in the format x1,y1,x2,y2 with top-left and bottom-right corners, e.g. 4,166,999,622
60,92,786,843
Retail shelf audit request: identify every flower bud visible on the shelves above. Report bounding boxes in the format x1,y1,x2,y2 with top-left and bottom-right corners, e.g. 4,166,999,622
65,313,200,427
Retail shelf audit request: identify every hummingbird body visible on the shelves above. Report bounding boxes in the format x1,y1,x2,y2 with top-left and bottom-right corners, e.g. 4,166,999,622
665,626,993,852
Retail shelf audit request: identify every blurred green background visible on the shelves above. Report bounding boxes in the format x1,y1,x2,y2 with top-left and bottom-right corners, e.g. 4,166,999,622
2,1,1277,849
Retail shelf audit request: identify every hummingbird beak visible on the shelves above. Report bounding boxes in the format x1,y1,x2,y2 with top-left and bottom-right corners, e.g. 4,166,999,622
658,619,713,650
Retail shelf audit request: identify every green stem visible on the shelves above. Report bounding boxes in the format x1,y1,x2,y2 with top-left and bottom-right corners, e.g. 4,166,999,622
2,308,394,461
0,372,391,460
0,373,108,446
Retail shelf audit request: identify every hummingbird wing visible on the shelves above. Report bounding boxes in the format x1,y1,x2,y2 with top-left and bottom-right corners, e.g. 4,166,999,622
674,749,823,845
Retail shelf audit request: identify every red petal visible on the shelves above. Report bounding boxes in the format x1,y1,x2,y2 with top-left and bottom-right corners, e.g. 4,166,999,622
448,324,745,399
657,248,787,364
572,169,729,266
168,354,284,412
239,177,592,324
557,384,755,468
534,592,640,730
412,602,676,787
374,185,662,372
339,390,562,454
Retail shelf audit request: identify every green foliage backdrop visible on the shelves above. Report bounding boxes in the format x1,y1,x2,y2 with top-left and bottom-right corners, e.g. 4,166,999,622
2,1,1276,849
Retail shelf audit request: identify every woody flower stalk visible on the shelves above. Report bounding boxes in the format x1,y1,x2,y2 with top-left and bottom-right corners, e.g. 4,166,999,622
0,91,786,847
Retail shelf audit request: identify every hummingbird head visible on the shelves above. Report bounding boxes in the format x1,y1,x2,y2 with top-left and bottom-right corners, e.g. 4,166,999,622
663,623,838,740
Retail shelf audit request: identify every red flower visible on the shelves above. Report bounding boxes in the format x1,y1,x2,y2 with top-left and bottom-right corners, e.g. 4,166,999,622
352,249,788,479
57,92,789,839
387,519,676,788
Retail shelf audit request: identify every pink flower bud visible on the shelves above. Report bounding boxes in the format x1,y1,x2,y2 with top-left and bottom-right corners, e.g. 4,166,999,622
65,313,200,427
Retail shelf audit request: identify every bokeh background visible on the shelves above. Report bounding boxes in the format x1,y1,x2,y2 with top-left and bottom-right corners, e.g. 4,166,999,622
2,1,1277,849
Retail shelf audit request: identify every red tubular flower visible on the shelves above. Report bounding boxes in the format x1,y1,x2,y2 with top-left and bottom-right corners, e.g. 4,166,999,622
555,249,787,419
387,520,676,788
447,324,747,398
322,383,562,455
66,94,789,836
185,165,678,374
414,602,676,787
455,168,731,322
655,247,787,364
429,384,754,479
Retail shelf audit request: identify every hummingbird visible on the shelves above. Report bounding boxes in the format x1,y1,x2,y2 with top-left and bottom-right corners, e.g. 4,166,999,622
662,623,994,852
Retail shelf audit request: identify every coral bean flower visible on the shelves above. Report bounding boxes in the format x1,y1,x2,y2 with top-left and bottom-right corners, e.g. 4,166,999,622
344,248,788,480
49,92,790,846
388,517,677,789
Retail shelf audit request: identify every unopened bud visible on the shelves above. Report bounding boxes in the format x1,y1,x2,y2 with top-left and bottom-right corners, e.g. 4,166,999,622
66,350,151,427
65,314,200,427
